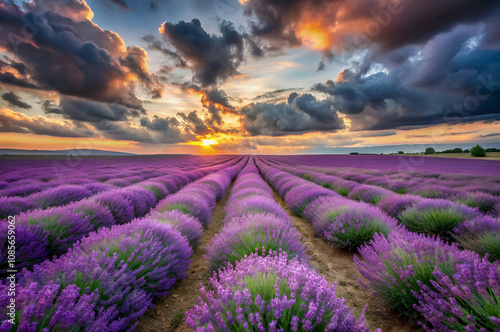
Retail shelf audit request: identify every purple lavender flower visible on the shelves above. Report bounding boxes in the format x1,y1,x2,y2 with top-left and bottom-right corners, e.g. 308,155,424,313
225,195,289,222
155,192,212,225
187,251,372,331
0,196,33,219
138,180,170,200
284,184,337,215
68,199,116,230
347,185,392,205
303,196,398,249
452,215,500,262
454,191,500,213
409,184,459,199
94,190,136,224
228,187,274,203
0,223,48,274
2,181,46,197
106,178,133,187
376,194,423,217
354,229,477,317
76,219,193,296
16,207,94,258
413,256,500,331
398,199,480,240
149,210,204,247
83,181,116,194
30,185,93,209
205,213,308,272
119,186,157,217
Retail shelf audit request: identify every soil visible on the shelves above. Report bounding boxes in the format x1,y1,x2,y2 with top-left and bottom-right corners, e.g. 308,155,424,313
136,181,235,332
137,177,420,332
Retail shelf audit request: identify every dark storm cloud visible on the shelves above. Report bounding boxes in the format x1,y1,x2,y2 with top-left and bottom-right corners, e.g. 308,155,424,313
142,34,187,68
159,19,244,86
240,92,345,136
1,91,31,109
312,25,500,131
0,1,159,109
94,116,194,144
241,0,500,53
43,97,144,122
177,111,211,136
480,133,500,138
108,0,129,9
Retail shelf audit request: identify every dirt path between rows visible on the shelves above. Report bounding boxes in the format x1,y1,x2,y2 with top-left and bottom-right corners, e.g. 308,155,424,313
269,188,419,332
136,181,234,332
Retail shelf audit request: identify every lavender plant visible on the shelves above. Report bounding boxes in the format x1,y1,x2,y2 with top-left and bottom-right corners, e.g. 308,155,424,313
187,251,374,332
452,216,500,262
354,230,476,317
413,256,500,332
149,210,204,247
398,199,479,240
205,213,308,272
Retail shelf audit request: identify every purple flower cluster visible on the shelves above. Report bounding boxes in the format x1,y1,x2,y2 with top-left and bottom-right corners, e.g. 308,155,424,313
148,210,204,247
413,256,500,331
452,215,500,262
398,199,479,239
187,251,374,332
303,196,399,250
2,218,194,330
354,230,478,317
205,213,309,271
376,194,423,217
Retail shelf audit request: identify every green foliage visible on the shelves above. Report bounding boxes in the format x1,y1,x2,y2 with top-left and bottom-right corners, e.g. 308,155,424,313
424,147,435,155
349,152,359,155
471,145,486,157
398,151,404,154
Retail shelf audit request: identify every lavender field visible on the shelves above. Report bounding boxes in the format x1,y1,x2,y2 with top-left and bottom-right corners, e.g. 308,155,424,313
1,155,499,332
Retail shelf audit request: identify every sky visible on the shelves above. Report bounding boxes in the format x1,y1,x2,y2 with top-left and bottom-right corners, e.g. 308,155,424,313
0,0,499,155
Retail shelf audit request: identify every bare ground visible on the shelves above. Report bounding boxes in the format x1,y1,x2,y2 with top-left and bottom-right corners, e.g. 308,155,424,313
136,181,234,332
269,187,419,332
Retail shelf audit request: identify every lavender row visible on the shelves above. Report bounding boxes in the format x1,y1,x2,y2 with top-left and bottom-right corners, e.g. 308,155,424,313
257,159,398,250
0,158,245,331
272,158,500,208
187,158,374,331
258,160,500,331
261,159,500,261
0,155,235,197
0,157,243,275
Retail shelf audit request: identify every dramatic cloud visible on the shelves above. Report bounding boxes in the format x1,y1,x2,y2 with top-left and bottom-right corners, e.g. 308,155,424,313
1,91,31,109
177,111,211,136
159,19,244,86
241,0,500,54
43,97,144,122
313,25,500,131
0,108,93,138
240,92,345,136
0,1,160,110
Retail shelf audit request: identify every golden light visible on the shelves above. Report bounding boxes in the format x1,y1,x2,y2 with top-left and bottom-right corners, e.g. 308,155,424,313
201,139,217,147
298,22,331,50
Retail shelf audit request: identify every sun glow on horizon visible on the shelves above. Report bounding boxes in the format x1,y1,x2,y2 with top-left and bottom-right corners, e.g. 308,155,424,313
201,139,217,146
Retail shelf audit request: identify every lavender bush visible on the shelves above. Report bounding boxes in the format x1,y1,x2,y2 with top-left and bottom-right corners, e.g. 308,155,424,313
205,213,309,272
225,195,289,222
376,194,422,217
187,251,373,332
0,196,33,219
452,216,500,262
303,196,398,250
94,190,135,224
454,191,500,213
29,185,93,209
354,230,477,317
156,193,212,225
413,256,500,331
284,184,337,215
149,210,204,247
398,199,479,240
